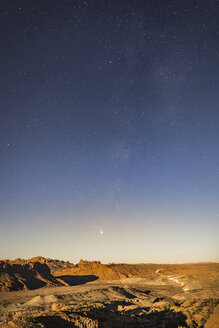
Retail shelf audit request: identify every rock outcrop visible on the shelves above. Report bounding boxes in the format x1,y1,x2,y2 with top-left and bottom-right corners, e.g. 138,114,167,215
0,260,64,292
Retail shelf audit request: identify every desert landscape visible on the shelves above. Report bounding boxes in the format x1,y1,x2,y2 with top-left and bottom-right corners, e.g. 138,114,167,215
1,1,219,328
0,257,218,328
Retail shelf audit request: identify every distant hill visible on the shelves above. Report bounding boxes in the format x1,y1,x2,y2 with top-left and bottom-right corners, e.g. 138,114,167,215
1,257,218,292
54,261,126,280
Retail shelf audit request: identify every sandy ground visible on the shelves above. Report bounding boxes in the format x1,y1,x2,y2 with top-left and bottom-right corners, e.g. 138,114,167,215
0,276,219,327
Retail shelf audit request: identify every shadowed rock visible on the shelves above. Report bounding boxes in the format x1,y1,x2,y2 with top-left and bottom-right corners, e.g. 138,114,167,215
57,275,98,286
0,261,65,292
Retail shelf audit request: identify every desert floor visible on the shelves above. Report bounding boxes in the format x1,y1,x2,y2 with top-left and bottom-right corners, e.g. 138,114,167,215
0,274,219,328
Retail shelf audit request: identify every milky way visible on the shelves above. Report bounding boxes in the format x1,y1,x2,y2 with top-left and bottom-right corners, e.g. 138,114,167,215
0,1,218,263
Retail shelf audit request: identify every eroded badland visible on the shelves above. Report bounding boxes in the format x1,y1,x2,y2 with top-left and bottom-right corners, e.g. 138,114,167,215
0,257,218,327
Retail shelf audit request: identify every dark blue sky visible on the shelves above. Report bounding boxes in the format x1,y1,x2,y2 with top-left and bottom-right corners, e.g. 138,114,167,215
0,0,219,263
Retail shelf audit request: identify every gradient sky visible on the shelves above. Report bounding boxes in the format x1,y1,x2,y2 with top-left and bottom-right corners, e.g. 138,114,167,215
0,0,219,263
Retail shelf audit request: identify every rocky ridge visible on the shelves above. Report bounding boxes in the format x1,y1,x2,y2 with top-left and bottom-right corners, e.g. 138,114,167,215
0,260,65,292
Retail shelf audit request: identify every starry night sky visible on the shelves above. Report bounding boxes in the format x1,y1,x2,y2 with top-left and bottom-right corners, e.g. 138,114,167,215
0,0,219,263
